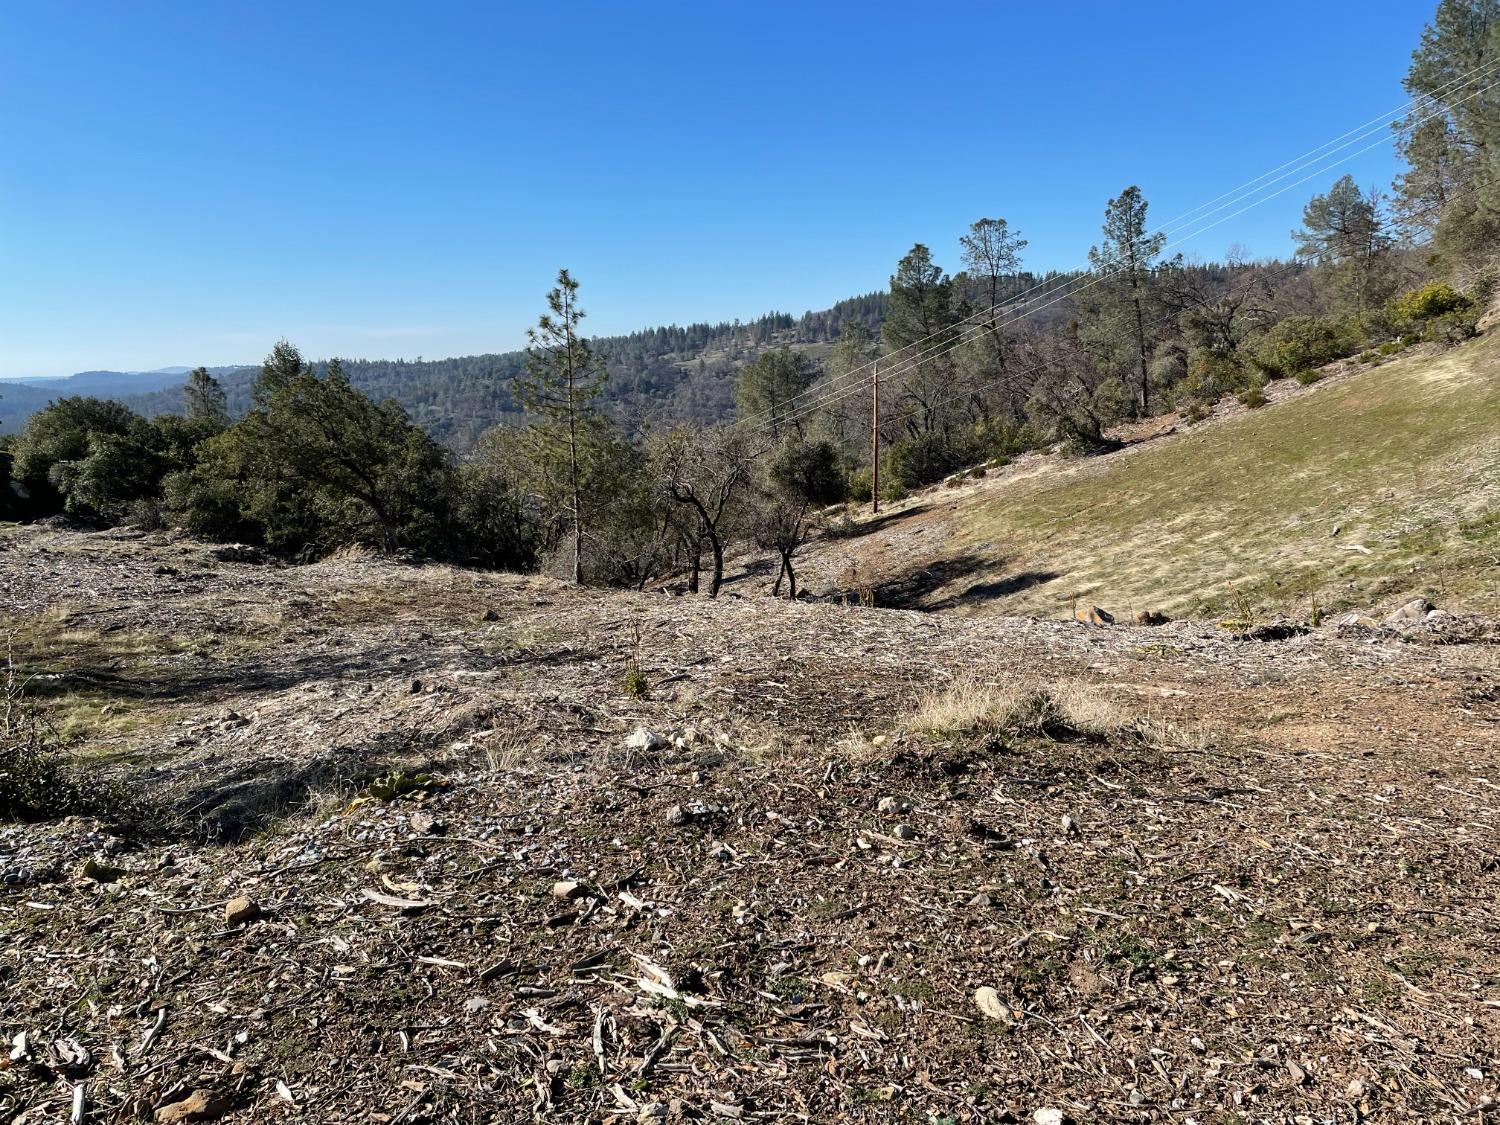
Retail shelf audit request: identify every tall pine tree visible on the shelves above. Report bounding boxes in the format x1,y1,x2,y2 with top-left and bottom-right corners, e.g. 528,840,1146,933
1084,186,1165,415
513,269,607,585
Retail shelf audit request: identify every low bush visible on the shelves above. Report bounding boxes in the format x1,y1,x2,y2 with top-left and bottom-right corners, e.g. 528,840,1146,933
1252,315,1360,380
1426,307,1480,343
1,673,141,825
1388,281,1472,324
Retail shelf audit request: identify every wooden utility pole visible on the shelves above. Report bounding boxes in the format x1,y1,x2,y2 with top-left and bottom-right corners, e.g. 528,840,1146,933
870,358,880,514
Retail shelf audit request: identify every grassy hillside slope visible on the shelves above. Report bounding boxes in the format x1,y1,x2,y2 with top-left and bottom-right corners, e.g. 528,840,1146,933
801,333,1500,620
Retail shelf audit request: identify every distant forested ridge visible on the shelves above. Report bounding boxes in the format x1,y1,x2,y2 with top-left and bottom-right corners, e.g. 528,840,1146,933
118,292,895,449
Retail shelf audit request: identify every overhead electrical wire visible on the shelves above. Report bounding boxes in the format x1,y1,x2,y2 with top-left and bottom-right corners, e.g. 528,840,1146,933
730,61,1499,439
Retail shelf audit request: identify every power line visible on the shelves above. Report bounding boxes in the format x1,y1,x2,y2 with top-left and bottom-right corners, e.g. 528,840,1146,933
750,71,1500,437
733,60,1500,437
872,234,1436,446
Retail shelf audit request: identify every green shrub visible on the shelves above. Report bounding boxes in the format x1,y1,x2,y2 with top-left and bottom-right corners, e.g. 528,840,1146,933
1179,350,1252,407
1388,281,1472,324
1426,307,1480,344
823,509,861,538
1295,369,1325,386
887,432,964,490
1378,340,1400,356
1090,378,1133,424
1238,383,1267,408
1252,315,1358,380
622,664,649,700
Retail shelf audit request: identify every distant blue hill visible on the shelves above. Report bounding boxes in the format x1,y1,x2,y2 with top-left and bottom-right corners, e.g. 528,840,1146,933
0,366,252,434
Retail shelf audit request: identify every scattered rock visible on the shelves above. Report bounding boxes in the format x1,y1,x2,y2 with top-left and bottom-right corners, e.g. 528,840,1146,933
1032,1110,1067,1125
626,727,668,753
664,801,719,826
409,679,424,694
81,857,125,884
1245,621,1309,641
1075,605,1114,626
155,1089,229,1123
223,895,261,926
211,544,264,564
1134,609,1169,626
409,811,438,835
973,986,1014,1023
963,818,1012,847
876,796,907,814
480,608,501,622
1386,596,1434,624
892,823,917,841
551,880,586,901
49,1036,92,1076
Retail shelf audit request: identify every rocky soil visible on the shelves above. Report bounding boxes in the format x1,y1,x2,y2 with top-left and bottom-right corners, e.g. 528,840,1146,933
2,526,1498,1123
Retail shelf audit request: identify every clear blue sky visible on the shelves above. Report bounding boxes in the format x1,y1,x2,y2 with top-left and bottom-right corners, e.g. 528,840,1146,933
0,0,1434,378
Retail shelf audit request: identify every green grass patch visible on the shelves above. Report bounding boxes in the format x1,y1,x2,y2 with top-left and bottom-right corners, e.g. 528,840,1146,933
936,334,1500,618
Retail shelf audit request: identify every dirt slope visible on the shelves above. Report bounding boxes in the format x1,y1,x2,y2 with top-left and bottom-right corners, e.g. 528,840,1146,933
2,528,1499,1122
784,335,1500,622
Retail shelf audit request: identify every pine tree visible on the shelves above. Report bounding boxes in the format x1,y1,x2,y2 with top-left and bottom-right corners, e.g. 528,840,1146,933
183,367,229,427
1085,186,1165,415
254,340,309,407
960,217,1027,384
513,269,607,585
734,346,817,438
1294,176,1393,311
883,245,965,434
1393,0,1500,267
960,217,1027,316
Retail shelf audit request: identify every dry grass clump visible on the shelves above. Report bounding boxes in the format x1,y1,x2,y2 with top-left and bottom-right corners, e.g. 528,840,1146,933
1,657,143,825
907,676,1129,740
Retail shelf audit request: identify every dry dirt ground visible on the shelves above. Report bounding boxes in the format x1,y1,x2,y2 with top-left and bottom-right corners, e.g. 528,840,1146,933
2,526,1499,1123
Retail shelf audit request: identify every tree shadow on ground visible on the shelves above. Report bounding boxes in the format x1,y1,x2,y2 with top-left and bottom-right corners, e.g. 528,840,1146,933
161,727,449,842
820,504,930,541
929,569,1062,611
861,554,1061,612
869,555,993,609
22,640,596,710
